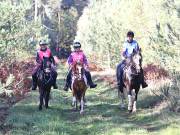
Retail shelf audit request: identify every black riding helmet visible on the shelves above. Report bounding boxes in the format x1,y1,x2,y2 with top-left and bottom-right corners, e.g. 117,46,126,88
73,42,81,49
127,31,134,38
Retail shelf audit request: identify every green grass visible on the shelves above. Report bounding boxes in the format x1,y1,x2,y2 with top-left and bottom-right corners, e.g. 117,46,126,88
2,65,180,135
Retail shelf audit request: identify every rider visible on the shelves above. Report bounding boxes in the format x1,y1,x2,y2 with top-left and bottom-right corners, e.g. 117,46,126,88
32,39,58,90
117,31,148,89
63,41,97,91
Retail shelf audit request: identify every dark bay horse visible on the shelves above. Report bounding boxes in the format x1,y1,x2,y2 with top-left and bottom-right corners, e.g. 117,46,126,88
71,61,87,114
116,50,142,113
37,57,54,110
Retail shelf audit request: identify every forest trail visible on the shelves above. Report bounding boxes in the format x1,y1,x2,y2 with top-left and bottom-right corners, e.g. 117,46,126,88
1,63,180,135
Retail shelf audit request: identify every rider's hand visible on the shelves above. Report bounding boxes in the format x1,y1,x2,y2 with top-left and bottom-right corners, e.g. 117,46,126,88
69,64,73,69
50,64,56,70
122,56,126,60
84,65,89,71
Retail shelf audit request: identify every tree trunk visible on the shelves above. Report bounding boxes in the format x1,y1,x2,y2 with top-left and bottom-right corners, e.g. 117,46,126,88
107,43,111,69
35,0,38,22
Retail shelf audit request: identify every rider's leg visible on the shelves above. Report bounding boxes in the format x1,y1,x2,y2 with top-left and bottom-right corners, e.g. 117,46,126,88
84,70,97,88
140,68,148,88
117,60,126,89
32,66,39,90
63,70,72,91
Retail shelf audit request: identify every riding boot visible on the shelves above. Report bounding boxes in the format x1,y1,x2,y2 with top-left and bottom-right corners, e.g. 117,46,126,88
63,71,71,91
140,68,148,88
85,71,97,88
32,74,37,90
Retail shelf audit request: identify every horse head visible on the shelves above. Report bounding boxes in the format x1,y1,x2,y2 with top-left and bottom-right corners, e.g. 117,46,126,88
72,60,84,80
126,49,142,74
42,56,52,77
132,49,142,73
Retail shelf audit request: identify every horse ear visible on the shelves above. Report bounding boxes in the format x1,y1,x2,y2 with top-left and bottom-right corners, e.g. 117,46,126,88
139,48,142,53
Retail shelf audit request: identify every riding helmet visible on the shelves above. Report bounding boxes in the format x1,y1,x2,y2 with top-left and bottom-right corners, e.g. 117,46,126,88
73,42,81,48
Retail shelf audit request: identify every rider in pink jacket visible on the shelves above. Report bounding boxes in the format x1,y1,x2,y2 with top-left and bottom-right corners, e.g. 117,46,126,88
63,42,97,91
32,40,58,90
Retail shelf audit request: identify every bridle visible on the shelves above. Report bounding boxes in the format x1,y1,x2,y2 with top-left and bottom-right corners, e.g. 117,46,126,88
42,59,53,85
72,62,84,80
124,53,142,76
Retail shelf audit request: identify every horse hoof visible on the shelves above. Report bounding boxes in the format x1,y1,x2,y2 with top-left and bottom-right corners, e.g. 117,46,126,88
45,106,49,109
72,108,77,112
128,110,132,113
120,106,126,110
80,111,84,115
39,106,42,111
132,109,136,113
120,104,125,109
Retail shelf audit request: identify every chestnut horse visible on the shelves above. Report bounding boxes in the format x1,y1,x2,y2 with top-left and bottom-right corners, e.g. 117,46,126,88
71,61,87,114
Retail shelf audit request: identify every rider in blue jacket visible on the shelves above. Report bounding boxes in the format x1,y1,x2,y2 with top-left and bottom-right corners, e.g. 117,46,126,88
117,31,148,89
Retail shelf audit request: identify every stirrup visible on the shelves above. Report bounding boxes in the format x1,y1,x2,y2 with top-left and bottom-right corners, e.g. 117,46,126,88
53,84,58,89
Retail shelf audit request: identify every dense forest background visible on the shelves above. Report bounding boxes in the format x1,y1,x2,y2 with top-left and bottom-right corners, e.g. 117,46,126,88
76,0,180,70
0,0,87,62
0,0,179,70
0,0,180,134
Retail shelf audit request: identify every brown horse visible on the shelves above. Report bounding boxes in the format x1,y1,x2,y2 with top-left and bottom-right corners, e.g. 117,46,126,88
117,50,142,113
71,61,87,114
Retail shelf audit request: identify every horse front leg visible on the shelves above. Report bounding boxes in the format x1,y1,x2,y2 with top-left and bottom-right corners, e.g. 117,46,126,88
45,89,50,109
132,89,139,113
80,95,84,114
71,88,75,107
83,96,87,106
118,88,125,109
39,88,44,110
127,88,133,113
75,98,78,110
72,96,76,106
